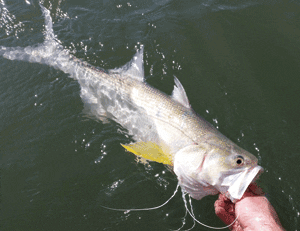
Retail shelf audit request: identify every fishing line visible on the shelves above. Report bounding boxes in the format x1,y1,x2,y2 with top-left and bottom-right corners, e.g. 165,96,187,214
186,196,196,231
182,192,239,230
101,183,179,211
172,201,194,231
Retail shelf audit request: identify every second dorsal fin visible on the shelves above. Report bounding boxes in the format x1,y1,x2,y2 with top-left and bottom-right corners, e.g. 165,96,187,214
171,76,190,108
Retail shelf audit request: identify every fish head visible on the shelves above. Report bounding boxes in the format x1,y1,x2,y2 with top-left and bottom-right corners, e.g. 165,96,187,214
173,142,263,202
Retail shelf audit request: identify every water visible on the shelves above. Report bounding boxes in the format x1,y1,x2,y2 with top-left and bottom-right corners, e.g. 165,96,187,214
1,0,300,230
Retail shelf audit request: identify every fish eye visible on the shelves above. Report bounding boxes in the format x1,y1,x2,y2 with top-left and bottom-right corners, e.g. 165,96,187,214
235,155,244,166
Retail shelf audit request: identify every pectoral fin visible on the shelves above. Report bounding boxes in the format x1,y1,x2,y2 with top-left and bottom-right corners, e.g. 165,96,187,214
121,141,173,166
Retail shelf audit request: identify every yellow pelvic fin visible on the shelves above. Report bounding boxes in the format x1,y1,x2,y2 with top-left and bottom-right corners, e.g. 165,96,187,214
121,141,173,166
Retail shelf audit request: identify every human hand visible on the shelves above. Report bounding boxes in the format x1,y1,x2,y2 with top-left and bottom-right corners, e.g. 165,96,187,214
214,183,285,231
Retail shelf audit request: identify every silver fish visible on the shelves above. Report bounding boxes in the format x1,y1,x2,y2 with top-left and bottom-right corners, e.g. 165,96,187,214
0,5,263,203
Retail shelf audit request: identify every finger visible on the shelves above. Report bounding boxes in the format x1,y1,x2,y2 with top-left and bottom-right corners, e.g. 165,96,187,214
248,183,265,196
214,197,226,209
218,193,232,203
214,194,236,225
241,183,264,199
227,203,235,214
218,209,235,225
215,204,226,217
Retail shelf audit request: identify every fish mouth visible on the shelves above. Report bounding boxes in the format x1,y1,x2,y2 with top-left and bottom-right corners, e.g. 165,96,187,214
216,165,264,203
230,165,264,202
251,166,264,183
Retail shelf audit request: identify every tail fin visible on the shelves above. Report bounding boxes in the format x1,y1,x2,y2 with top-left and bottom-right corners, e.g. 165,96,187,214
0,5,70,72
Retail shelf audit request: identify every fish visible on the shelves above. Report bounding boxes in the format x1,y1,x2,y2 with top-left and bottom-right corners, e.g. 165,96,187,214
0,5,263,205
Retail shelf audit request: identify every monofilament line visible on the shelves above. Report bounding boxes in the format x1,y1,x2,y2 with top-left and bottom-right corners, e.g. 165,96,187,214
182,193,239,230
101,183,179,211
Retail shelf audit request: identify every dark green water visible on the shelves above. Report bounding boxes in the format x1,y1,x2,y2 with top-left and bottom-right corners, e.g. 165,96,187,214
1,0,299,230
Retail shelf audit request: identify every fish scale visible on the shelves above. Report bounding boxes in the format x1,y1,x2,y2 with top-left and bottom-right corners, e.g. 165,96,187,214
0,4,263,204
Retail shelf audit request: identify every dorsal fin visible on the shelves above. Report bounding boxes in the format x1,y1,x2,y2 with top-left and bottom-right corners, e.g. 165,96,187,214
172,76,190,108
109,46,144,81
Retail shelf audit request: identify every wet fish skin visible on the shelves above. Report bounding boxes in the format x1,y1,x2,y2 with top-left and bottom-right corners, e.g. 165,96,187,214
0,5,263,202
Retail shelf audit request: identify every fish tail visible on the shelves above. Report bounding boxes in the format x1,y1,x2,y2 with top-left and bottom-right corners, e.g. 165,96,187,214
0,4,71,73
